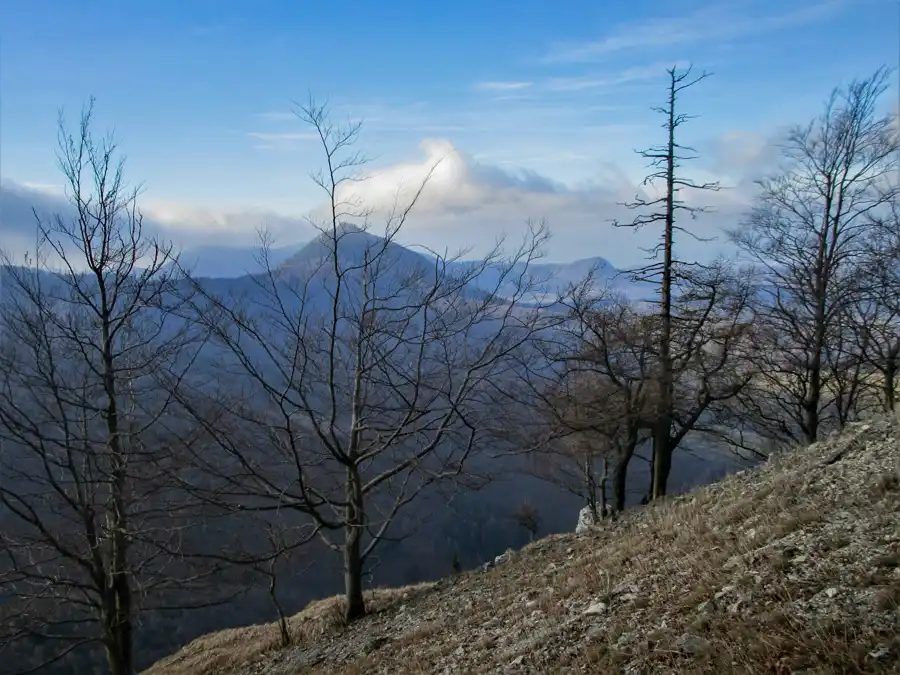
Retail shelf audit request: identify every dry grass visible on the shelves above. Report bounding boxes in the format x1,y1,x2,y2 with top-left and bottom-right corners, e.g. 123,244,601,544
146,417,900,675
142,583,434,675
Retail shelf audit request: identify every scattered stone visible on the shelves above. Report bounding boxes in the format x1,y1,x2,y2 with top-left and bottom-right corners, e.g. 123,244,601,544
614,581,640,595
362,636,389,654
585,624,605,641
677,633,711,655
869,645,892,660
714,585,735,600
575,505,610,533
583,601,608,615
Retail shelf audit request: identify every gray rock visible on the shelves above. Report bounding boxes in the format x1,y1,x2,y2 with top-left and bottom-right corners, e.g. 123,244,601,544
869,645,892,660
677,633,711,655
575,505,609,533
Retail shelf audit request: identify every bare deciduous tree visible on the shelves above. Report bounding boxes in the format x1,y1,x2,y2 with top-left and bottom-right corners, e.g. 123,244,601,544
0,101,210,675
730,67,898,444
525,373,620,521
511,501,540,542
847,193,900,413
548,262,753,509
551,294,656,515
174,100,555,622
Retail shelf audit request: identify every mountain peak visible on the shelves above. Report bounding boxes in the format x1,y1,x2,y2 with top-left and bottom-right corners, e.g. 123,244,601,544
313,222,369,241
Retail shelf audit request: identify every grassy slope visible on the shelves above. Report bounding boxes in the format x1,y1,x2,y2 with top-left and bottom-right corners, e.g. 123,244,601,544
146,417,900,675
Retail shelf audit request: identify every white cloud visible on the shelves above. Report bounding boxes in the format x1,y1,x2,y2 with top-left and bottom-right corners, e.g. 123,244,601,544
322,137,758,266
18,181,65,196
705,130,783,186
543,62,680,92
141,200,315,246
3,116,778,268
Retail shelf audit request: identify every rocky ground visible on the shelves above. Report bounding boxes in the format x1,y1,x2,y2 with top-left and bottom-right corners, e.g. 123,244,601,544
146,417,900,674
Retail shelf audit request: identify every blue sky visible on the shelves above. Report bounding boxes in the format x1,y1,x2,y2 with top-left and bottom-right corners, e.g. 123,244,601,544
1,0,897,265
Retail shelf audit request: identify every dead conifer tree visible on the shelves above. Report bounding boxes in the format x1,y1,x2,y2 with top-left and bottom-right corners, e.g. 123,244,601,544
613,65,726,499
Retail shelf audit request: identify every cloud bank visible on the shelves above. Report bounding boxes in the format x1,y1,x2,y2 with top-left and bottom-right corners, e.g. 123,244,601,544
2,124,774,269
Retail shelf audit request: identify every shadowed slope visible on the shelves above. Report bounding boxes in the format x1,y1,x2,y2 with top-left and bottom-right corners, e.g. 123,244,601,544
146,416,900,675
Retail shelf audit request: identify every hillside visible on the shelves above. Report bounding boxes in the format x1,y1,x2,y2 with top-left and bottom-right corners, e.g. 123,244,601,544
146,417,900,675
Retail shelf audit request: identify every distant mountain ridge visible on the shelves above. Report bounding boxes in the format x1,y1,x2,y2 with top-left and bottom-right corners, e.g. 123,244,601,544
176,242,307,279
176,225,635,300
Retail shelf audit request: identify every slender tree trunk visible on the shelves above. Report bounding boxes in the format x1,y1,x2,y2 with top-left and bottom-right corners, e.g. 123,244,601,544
611,458,628,513
652,74,677,501
885,352,898,412
803,190,837,444
103,600,133,675
612,431,639,512
584,455,598,520
805,334,824,444
343,463,366,622
269,566,290,647
102,310,134,675
651,436,673,500
598,457,609,519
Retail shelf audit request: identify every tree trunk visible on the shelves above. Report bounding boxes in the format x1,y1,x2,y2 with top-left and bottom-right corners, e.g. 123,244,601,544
598,457,609,519
803,372,821,444
103,601,134,675
101,309,134,675
104,643,129,675
652,70,677,501
651,431,672,499
611,439,637,513
343,464,366,622
583,455,598,521
269,568,291,647
884,354,897,412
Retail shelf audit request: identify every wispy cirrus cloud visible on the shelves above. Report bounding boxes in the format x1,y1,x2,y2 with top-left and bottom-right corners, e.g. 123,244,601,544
539,0,846,64
474,81,534,91
246,130,318,151
471,61,689,98
542,62,686,92
254,111,297,122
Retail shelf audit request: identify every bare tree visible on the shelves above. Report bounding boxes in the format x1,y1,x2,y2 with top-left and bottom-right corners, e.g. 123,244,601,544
613,65,723,499
846,193,900,413
511,501,540,542
525,373,619,521
665,261,757,456
174,100,555,622
730,67,898,444
0,101,211,675
553,263,753,509
552,295,656,514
